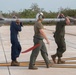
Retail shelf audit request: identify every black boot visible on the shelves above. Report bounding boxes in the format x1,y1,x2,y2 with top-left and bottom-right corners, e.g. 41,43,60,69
51,54,56,64
46,63,53,68
57,58,65,64
29,66,38,70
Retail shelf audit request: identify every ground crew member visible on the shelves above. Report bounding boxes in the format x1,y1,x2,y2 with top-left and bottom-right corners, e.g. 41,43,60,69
51,13,70,64
29,12,52,70
10,19,22,66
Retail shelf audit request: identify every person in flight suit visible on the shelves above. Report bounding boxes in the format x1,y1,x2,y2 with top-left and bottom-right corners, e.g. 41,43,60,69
10,19,22,66
51,13,70,64
29,12,52,70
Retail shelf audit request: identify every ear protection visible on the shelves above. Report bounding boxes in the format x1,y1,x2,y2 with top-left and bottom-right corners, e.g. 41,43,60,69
58,14,65,18
38,14,44,19
38,14,42,19
36,12,44,20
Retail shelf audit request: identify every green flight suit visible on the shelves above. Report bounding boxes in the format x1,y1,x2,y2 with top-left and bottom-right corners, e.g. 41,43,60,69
29,21,50,68
54,21,66,57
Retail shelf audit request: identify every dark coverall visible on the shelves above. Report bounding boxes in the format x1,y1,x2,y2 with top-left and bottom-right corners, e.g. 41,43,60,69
10,21,22,61
29,22,50,68
54,21,66,58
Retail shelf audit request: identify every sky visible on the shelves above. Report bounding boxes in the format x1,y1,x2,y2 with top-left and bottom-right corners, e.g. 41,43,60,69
0,0,76,13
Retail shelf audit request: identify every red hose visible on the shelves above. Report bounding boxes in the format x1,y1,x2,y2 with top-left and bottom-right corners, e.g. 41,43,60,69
21,44,40,53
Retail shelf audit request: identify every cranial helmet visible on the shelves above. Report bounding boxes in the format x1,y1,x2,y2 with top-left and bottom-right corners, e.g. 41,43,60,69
57,13,65,18
36,12,44,20
12,15,17,19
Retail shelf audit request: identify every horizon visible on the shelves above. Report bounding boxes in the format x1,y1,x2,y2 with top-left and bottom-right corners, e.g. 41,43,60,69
0,0,76,13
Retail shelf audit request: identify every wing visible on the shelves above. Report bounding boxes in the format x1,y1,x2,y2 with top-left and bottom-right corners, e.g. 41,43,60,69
0,18,65,23
67,16,76,21
0,17,66,27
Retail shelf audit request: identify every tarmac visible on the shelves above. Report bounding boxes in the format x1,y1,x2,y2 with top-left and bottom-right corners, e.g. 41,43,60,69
0,25,76,75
